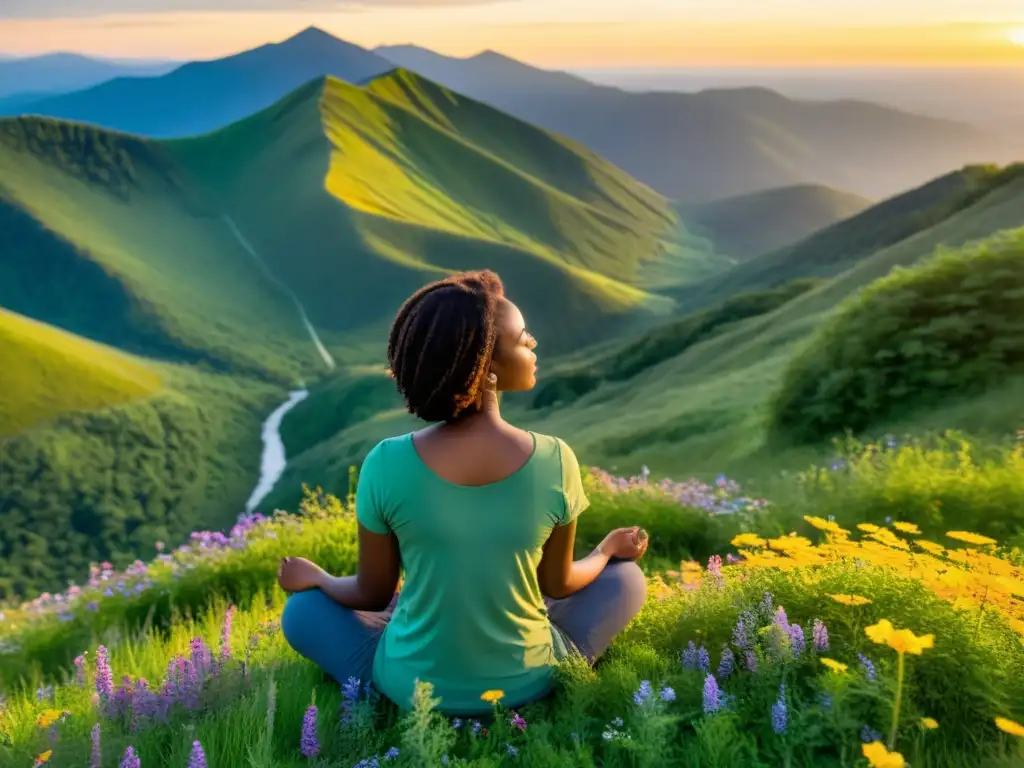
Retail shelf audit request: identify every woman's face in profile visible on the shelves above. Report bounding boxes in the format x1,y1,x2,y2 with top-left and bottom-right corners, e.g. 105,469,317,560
490,299,538,392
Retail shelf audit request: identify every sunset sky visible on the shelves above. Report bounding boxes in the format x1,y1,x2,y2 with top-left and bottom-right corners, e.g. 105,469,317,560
2,0,1024,68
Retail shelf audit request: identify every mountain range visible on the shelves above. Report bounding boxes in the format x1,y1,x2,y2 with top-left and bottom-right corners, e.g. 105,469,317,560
0,28,1003,203
0,52,176,99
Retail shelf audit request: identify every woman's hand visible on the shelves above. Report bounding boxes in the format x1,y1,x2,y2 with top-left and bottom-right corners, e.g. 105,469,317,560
277,556,327,593
596,526,649,561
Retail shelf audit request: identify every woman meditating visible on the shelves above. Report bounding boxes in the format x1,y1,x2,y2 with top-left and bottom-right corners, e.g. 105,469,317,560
278,270,649,715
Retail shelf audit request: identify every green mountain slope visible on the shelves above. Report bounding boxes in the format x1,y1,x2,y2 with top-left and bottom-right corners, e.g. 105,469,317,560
0,308,162,436
263,165,1024,509
675,164,1024,309
681,184,871,262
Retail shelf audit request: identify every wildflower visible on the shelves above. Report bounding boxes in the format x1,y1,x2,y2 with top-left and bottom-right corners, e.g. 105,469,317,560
341,677,361,725
510,712,527,731
760,591,774,616
220,606,236,662
682,640,698,669
120,746,141,768
828,594,872,607
771,684,787,735
659,685,676,702
804,515,845,534
707,555,723,584
702,674,723,714
91,723,102,768
773,606,790,633
633,680,653,705
732,612,755,649
697,645,710,672
383,747,400,760
858,653,877,681
920,718,938,730
744,650,758,672
441,756,449,766
718,645,735,678
892,522,920,535
812,619,829,651
946,531,997,547
862,741,906,767
820,658,848,673
865,620,934,655
36,710,61,728
471,720,483,736
861,725,883,743
300,705,320,758
451,718,462,730
995,717,1024,737
75,654,88,687
188,741,207,768
95,645,114,705
731,533,767,548
506,743,518,757
788,624,806,657
480,689,504,704
857,523,881,533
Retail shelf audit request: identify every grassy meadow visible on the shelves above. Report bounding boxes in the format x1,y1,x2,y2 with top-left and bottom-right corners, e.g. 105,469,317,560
1,436,1022,767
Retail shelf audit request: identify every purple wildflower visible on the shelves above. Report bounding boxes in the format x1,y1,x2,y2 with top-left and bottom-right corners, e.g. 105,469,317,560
707,555,724,586
858,653,877,682
771,684,787,735
120,746,141,768
220,606,236,663
75,655,88,687
773,606,790,633
718,645,735,678
90,724,102,768
744,650,758,672
789,624,806,657
471,720,482,736
682,640,698,670
733,611,755,649
301,705,320,758
633,680,653,705
861,725,883,743
506,743,518,757
697,644,710,672
702,674,723,714
760,592,774,616
189,638,213,680
451,718,462,730
341,676,361,725
383,747,400,760
188,740,207,768
660,686,676,702
511,712,527,731
812,619,829,651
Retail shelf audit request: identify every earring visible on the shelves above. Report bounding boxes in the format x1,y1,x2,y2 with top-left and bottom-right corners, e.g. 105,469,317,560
486,372,498,389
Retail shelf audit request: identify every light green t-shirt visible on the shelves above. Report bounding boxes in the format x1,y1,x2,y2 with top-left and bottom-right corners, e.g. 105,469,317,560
355,430,589,715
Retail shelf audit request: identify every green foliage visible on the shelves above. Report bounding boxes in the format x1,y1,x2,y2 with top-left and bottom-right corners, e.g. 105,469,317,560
770,229,1024,444
0,370,280,600
532,279,820,409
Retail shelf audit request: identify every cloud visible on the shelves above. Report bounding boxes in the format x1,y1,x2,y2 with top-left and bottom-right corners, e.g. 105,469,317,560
0,0,494,19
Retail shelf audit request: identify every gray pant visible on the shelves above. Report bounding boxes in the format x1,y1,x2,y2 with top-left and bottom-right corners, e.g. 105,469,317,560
281,561,648,699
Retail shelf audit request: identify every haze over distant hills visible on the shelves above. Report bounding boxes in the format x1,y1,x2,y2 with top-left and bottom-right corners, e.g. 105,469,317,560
0,52,177,99
0,29,997,203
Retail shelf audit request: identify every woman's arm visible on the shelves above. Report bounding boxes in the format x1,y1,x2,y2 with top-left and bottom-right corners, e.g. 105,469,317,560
278,523,401,611
537,521,646,599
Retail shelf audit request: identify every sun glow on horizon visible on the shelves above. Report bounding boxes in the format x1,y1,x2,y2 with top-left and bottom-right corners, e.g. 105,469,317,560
1008,27,1024,46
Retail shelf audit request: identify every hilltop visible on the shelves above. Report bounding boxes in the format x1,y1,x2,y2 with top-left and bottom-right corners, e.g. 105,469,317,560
681,184,872,262
2,29,997,203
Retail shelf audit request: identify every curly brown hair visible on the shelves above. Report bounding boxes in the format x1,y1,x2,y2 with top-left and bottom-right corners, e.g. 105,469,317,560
387,270,505,423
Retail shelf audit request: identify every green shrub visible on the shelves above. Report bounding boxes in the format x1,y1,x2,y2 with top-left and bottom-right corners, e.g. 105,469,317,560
770,228,1024,444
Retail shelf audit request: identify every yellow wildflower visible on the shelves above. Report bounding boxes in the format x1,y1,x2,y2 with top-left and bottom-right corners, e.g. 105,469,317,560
768,535,812,551
946,531,997,547
914,540,944,555
731,533,767,548
828,594,872,607
995,717,1024,737
820,658,848,673
804,515,846,534
862,741,905,768
857,523,881,533
36,710,60,728
480,689,505,704
920,717,939,730
34,751,53,767
892,522,921,535
865,619,934,655
1010,618,1024,636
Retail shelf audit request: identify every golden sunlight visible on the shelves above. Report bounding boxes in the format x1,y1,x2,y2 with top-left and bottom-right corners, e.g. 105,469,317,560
1007,28,1024,47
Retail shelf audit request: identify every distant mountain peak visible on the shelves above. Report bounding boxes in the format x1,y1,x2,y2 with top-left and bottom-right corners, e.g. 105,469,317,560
289,25,337,42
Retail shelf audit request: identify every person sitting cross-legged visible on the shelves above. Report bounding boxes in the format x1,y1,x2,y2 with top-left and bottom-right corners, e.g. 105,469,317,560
278,269,649,716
